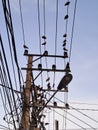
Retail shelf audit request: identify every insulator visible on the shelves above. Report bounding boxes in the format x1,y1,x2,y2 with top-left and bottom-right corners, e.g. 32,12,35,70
64,52,68,58
63,33,67,37
64,1,70,6
42,35,46,39
52,64,56,70
65,62,71,73
54,101,57,106
38,64,42,69
64,14,69,19
24,49,28,55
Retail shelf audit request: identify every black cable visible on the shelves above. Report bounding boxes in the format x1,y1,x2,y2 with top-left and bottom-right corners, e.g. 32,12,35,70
0,53,16,129
69,102,98,106
0,124,11,130
0,88,10,130
70,106,98,124
69,0,77,63
43,0,50,84
37,0,42,55
0,34,18,129
54,0,58,65
2,0,22,91
63,0,70,69
66,110,96,130
37,0,43,87
52,0,59,90
46,91,98,124
51,108,87,130
19,0,26,46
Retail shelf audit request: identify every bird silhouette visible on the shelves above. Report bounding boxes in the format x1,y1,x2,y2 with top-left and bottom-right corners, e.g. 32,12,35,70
42,41,46,45
63,47,68,51
63,33,67,37
46,77,50,82
64,14,69,19
65,1,70,6
62,42,66,47
23,44,29,49
42,35,46,39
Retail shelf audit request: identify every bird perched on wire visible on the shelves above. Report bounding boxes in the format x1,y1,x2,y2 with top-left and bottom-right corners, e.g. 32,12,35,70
63,33,67,37
23,44,29,49
42,35,46,39
42,41,46,45
64,14,69,19
65,1,70,6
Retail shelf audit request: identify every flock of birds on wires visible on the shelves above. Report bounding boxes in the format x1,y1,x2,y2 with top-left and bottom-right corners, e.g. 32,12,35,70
0,0,98,130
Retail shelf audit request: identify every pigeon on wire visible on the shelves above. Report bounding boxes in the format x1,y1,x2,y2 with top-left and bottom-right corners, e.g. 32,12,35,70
42,41,46,45
64,14,69,19
42,35,46,39
64,1,70,6
23,44,29,49
63,33,67,37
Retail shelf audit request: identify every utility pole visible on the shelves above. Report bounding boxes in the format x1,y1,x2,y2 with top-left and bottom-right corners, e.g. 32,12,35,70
20,56,32,130
20,52,72,130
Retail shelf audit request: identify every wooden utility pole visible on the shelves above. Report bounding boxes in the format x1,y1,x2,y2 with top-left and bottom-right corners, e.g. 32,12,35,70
20,56,32,130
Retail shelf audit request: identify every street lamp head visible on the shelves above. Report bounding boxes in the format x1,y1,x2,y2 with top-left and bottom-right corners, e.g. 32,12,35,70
57,73,73,90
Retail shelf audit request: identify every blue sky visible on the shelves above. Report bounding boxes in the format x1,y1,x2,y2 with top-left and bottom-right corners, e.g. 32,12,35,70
0,0,98,129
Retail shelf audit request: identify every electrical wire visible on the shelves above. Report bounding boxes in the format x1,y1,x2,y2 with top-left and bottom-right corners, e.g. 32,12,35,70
0,89,10,130
19,0,26,46
51,108,87,130
46,91,98,124
2,0,22,92
70,106,98,124
54,0,58,65
42,0,50,84
69,0,78,63
63,0,70,69
0,35,18,129
37,0,43,87
65,110,96,130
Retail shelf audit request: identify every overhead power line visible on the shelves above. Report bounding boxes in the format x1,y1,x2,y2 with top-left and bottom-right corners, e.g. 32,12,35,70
69,0,78,63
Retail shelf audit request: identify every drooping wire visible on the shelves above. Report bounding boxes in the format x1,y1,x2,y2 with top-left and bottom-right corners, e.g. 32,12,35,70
69,0,78,63
2,0,22,92
37,0,43,87
52,0,59,89
0,35,19,129
64,110,97,130
0,51,16,129
19,0,26,46
51,108,87,130
0,88,10,130
70,106,98,124
46,91,98,124
42,0,50,84
63,90,68,130
37,0,42,55
63,0,70,69
54,0,58,64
